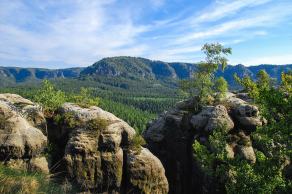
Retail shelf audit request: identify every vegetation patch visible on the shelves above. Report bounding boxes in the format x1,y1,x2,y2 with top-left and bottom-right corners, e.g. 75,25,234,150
0,164,73,193
129,134,146,153
69,87,100,108
87,118,109,132
193,70,292,193
180,43,230,105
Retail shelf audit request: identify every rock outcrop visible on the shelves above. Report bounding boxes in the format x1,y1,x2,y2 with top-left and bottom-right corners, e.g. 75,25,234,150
0,94,169,194
143,92,265,194
225,93,263,131
126,148,169,194
0,94,48,173
49,103,169,194
190,105,234,133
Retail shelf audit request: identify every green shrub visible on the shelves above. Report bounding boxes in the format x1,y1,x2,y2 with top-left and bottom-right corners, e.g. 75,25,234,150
180,43,231,104
193,140,214,176
0,164,73,193
34,80,66,116
225,159,286,194
129,134,146,153
53,112,82,129
87,118,109,131
70,87,100,108
215,76,228,98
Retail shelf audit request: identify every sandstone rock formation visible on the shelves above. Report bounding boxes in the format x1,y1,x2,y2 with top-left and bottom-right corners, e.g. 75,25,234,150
126,148,169,194
0,93,48,173
190,105,234,133
0,94,169,194
143,92,265,194
49,103,169,194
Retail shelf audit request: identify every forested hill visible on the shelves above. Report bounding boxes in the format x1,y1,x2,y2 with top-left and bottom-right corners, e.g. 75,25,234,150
81,56,292,82
0,66,83,85
80,57,195,80
1,56,291,87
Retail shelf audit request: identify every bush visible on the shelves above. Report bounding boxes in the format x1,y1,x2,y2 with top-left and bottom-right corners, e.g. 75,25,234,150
180,43,231,104
0,164,72,193
87,118,109,132
129,134,146,153
34,80,66,116
215,76,228,98
70,87,100,108
53,112,81,129
35,81,101,116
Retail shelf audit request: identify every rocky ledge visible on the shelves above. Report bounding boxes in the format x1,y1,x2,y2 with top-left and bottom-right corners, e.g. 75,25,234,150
143,92,267,194
0,94,48,173
0,94,169,194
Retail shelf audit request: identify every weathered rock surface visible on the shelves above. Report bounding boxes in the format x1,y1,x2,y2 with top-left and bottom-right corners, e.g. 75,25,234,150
190,105,234,133
50,103,168,193
0,93,48,173
237,145,256,164
143,93,265,194
0,94,169,194
126,148,169,194
224,94,264,131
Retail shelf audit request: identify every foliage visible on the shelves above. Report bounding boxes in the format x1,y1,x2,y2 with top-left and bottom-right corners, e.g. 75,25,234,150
87,118,109,132
0,164,73,193
256,69,272,90
181,43,231,104
225,159,286,194
215,76,228,98
54,113,109,137
69,87,100,108
129,134,146,153
193,140,215,176
54,112,81,129
34,80,66,115
99,98,155,133
223,70,292,193
192,70,292,193
234,73,259,99
201,43,232,71
280,71,292,93
0,84,157,134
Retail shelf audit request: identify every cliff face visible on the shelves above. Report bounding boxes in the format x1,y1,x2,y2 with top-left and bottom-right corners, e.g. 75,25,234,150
0,94,169,194
143,93,266,194
0,94,49,173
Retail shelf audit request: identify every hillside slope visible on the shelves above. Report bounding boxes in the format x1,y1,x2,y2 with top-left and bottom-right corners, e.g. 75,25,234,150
1,57,291,88
0,66,83,84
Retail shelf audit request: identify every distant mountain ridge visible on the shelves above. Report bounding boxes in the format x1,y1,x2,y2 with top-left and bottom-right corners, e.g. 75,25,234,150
1,56,291,87
80,57,195,80
0,66,83,83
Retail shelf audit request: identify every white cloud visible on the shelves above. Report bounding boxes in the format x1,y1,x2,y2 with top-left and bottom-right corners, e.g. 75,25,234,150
236,55,292,66
0,0,150,67
0,0,291,67
193,0,273,24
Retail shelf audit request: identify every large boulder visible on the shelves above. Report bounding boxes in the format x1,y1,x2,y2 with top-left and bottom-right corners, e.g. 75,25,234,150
224,95,264,131
237,145,256,164
51,103,168,193
0,94,48,173
190,105,234,133
143,93,265,194
126,148,169,194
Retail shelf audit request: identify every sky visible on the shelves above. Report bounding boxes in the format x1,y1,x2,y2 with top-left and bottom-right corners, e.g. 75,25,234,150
0,0,292,68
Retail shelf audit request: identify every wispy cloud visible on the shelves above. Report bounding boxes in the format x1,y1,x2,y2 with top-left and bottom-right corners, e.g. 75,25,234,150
238,54,292,66
0,0,291,67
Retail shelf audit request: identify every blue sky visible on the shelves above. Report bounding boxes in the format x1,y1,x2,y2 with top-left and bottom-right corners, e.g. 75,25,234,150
0,0,292,68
